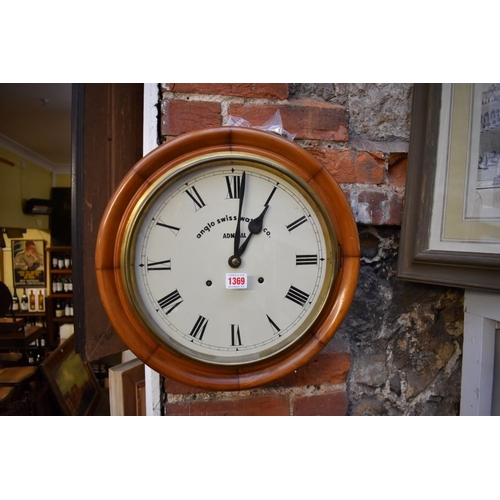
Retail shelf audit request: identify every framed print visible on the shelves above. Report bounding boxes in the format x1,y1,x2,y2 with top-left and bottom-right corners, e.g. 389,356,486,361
398,83,500,291
11,239,46,288
40,334,102,416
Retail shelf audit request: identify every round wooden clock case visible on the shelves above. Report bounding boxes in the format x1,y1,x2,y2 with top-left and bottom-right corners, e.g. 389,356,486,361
95,127,360,390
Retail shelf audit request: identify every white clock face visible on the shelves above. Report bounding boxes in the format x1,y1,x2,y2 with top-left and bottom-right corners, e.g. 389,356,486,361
123,155,337,365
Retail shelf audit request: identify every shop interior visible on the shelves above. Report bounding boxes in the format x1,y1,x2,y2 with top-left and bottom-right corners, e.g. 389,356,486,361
0,84,122,416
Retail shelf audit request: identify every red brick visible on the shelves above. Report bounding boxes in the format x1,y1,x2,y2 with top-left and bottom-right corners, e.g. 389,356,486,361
164,83,288,100
308,148,385,184
388,153,407,188
165,394,290,416
161,99,221,136
344,187,404,226
228,99,348,141
293,392,348,416
163,378,208,395
269,351,351,388
357,190,389,225
387,191,404,225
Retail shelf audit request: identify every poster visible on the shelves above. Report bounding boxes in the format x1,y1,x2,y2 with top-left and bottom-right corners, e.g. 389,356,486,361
11,239,46,288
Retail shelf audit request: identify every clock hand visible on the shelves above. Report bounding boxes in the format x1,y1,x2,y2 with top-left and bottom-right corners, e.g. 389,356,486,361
233,171,246,256
233,204,270,260
228,186,271,269
247,204,269,235
234,233,253,260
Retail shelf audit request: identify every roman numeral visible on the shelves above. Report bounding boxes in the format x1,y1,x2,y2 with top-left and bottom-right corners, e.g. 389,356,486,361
230,324,242,346
225,175,242,199
266,315,281,334
185,185,206,210
156,221,180,235
286,215,307,232
285,285,310,307
158,289,183,315
296,254,318,266
190,315,209,341
147,259,172,271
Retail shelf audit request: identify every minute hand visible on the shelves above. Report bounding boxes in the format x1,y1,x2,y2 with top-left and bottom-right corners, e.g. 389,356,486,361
235,205,269,258
233,171,246,256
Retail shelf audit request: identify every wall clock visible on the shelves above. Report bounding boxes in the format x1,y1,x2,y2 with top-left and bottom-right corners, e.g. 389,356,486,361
95,127,359,390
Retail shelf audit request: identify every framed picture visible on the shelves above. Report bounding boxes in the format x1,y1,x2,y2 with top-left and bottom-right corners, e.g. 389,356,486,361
398,83,500,291
40,334,102,416
11,239,46,288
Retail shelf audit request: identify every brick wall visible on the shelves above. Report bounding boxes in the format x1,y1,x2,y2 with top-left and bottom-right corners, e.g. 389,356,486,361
161,83,409,227
164,336,350,416
159,83,412,416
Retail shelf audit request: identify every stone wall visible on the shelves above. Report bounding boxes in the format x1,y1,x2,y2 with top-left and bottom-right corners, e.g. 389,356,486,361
342,226,463,415
158,83,464,415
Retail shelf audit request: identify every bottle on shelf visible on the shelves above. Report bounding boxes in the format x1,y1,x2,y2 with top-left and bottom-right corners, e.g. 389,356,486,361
57,255,64,269
29,290,36,311
12,291,19,312
64,254,71,269
38,290,44,311
55,300,63,318
64,301,71,317
52,254,58,269
21,289,29,311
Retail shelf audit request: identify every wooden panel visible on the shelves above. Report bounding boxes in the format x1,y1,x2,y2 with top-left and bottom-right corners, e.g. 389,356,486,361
109,358,146,416
72,83,144,361
136,379,147,416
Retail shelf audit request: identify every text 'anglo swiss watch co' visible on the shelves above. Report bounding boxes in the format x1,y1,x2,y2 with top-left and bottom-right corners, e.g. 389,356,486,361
96,127,359,390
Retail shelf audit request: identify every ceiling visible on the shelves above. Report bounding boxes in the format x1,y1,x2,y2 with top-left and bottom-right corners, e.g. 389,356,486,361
0,83,72,169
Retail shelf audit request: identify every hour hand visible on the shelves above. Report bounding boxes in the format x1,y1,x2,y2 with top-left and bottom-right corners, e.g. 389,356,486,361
228,187,271,269
248,205,269,235
230,205,270,264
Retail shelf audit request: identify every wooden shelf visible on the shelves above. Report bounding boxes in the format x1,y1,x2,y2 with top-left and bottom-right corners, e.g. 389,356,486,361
52,317,74,323
46,246,74,348
10,311,46,317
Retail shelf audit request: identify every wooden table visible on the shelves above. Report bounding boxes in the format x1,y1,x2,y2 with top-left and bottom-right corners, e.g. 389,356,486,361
0,326,45,351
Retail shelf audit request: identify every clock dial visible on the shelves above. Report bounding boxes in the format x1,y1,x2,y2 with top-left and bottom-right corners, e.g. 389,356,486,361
123,159,336,365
